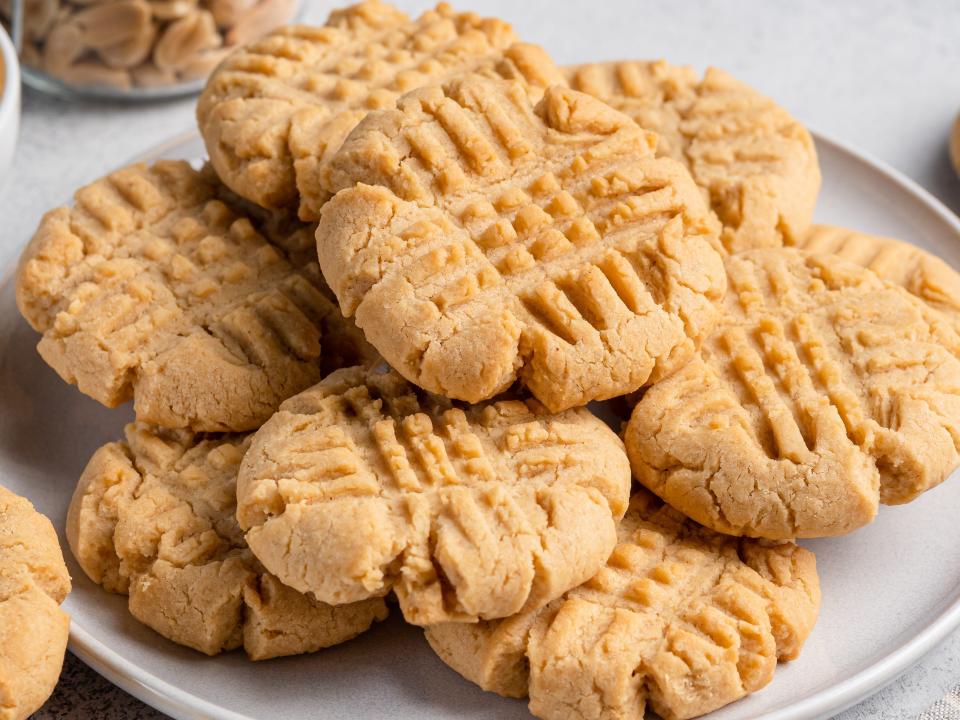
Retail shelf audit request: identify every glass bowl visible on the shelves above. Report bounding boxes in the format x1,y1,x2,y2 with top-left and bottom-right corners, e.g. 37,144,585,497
2,0,301,101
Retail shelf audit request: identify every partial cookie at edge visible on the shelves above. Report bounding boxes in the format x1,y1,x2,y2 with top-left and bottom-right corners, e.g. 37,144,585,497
67,422,387,660
796,224,960,326
0,485,71,720
625,247,960,539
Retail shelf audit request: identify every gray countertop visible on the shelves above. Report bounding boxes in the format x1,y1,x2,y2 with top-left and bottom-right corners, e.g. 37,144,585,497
4,1,960,718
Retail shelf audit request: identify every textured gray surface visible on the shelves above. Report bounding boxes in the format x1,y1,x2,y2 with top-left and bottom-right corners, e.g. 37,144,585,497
34,654,166,720
919,687,960,720
2,1,960,719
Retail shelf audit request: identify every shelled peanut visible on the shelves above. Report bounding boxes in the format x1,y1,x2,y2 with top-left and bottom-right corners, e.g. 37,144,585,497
0,0,298,91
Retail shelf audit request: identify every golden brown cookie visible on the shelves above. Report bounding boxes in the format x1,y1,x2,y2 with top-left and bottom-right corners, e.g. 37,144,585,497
0,486,71,720
566,60,821,253
197,0,563,220
797,224,960,323
426,489,820,720
236,365,631,626
16,160,374,432
624,247,960,539
319,76,725,411
213,180,381,373
67,422,387,660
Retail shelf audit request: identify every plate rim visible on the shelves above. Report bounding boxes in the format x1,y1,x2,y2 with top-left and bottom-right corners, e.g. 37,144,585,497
743,129,960,720
7,127,960,720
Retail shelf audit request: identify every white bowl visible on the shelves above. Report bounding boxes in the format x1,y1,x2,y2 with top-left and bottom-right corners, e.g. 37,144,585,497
0,23,20,181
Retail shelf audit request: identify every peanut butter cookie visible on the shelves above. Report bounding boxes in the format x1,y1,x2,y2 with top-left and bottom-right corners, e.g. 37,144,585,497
797,224,960,324
0,486,71,720
16,160,374,432
625,247,960,539
236,366,632,626
426,488,820,720
67,422,387,660
319,76,725,411
197,0,563,219
567,60,821,253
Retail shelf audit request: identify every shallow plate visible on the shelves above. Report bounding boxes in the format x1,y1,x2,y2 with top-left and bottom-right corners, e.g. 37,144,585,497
2,131,960,720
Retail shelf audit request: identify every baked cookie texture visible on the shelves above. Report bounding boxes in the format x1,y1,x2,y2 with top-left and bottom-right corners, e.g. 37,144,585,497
566,60,821,253
0,486,71,720
236,365,632,626
197,0,564,220
426,489,820,720
67,423,388,660
797,224,960,324
625,247,960,539
16,160,375,432
319,76,726,411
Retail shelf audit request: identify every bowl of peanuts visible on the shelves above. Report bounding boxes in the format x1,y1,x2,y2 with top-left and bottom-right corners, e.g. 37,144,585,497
0,0,300,99
0,19,19,177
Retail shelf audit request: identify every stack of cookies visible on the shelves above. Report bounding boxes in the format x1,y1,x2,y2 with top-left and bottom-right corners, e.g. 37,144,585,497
9,2,960,719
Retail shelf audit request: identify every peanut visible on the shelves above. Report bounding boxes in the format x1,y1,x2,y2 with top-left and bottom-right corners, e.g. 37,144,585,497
17,0,60,42
58,60,132,90
42,19,85,75
2,0,298,92
98,18,156,68
208,0,255,28
73,0,152,49
153,8,219,71
226,0,295,46
149,0,197,21
131,60,177,87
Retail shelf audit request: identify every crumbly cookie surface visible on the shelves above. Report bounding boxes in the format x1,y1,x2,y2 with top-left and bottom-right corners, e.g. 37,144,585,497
236,366,631,626
16,160,374,432
426,489,820,720
566,61,821,253
797,224,960,324
0,486,71,720
67,423,387,660
625,247,960,539
319,77,725,410
197,0,563,219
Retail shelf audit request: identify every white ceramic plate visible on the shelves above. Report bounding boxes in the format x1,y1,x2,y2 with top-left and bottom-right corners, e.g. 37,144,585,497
2,131,960,720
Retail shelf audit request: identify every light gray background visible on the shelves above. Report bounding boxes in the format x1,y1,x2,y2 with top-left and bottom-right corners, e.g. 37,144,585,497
2,0,959,718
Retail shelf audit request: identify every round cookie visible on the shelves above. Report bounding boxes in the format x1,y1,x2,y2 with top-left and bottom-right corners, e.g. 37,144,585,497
426,488,820,720
566,60,821,253
797,224,960,325
16,160,374,432
625,247,960,539
67,422,387,660
0,486,71,720
236,366,632,626
319,76,725,411
197,0,564,220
